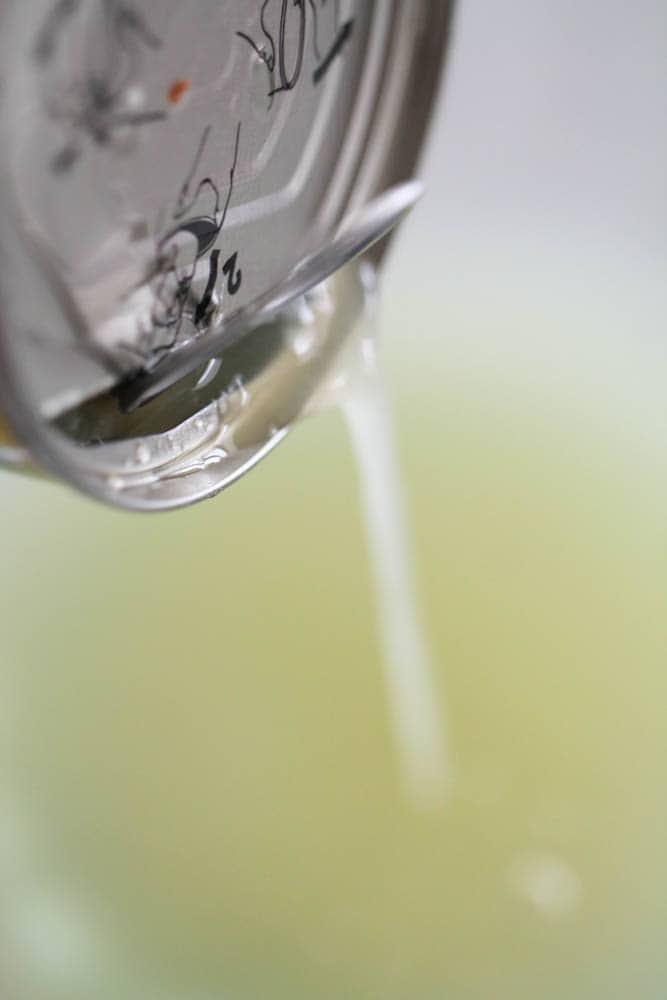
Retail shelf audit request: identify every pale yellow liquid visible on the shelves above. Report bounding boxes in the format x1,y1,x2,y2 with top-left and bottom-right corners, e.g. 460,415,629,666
1,299,666,999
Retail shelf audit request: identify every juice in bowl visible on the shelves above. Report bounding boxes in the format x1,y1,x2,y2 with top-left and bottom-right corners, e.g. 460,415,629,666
2,246,667,999
1,2,666,999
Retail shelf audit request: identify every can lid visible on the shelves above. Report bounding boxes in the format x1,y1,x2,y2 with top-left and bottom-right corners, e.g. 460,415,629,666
0,0,453,509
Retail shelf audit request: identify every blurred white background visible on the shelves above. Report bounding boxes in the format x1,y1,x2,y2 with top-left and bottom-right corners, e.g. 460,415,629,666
389,0,666,434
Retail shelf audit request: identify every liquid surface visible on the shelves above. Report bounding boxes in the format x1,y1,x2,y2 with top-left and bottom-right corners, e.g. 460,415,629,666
1,293,666,998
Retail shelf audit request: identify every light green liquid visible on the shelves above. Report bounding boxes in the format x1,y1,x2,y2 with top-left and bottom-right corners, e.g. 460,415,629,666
1,302,666,999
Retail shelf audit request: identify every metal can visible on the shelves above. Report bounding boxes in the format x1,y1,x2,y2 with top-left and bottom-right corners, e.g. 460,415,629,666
0,0,453,510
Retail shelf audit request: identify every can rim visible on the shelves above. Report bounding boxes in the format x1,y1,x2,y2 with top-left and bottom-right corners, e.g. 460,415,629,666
0,1,456,509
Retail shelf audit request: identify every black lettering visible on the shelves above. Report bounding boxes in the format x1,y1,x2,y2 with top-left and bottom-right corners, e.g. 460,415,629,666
222,252,243,295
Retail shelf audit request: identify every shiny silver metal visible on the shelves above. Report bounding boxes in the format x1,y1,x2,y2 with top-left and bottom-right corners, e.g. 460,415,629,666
0,0,454,510
120,180,423,412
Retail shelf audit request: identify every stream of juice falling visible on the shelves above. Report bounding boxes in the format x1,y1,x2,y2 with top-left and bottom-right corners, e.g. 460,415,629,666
337,270,452,807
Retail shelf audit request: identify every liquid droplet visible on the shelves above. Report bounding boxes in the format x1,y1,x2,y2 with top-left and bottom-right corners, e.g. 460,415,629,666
509,854,582,919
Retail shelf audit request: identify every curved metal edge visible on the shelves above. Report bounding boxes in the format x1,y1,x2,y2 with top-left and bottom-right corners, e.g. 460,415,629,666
362,1,458,266
0,1,458,511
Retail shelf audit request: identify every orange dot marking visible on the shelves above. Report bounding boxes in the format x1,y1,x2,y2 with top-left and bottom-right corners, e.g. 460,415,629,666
168,79,191,105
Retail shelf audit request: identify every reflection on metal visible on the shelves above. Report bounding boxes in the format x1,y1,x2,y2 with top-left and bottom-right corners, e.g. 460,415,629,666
0,0,454,508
